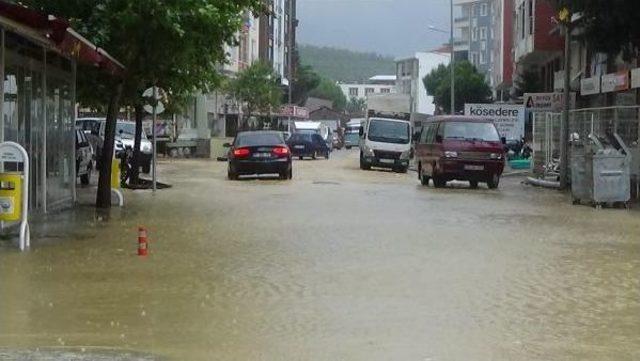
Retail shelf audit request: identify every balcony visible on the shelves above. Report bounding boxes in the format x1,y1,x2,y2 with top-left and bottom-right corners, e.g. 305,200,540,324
454,16,469,28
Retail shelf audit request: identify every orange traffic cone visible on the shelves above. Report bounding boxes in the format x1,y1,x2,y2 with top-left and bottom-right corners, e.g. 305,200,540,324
138,226,148,256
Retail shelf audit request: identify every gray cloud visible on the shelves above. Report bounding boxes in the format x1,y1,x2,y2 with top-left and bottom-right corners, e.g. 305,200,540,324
297,0,451,57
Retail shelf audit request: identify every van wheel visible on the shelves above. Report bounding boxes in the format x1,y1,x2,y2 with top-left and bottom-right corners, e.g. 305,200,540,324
419,166,430,186
359,152,371,170
469,180,479,189
487,174,500,189
433,175,446,188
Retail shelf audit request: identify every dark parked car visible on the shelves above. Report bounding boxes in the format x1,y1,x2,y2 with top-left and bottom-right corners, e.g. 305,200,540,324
286,132,330,160
414,116,506,189
226,131,292,180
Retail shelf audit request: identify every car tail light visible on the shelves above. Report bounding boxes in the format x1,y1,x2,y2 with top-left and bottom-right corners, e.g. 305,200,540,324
233,148,250,158
272,146,289,156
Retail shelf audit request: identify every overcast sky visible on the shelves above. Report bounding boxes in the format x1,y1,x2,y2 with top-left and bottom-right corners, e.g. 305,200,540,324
297,0,452,58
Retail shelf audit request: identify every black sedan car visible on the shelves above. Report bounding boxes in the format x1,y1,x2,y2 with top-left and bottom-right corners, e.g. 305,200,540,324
286,132,330,160
226,131,293,180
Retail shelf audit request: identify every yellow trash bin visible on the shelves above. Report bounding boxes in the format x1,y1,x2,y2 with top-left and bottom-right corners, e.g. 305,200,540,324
111,158,121,189
0,173,22,222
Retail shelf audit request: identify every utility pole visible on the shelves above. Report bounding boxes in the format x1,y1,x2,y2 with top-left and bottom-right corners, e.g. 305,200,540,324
559,8,572,190
450,0,455,115
287,0,294,131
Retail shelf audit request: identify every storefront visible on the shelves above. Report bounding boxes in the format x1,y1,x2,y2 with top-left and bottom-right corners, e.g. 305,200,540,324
0,2,123,212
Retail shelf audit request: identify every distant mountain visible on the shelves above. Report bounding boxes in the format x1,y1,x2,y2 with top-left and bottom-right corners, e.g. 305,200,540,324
298,44,396,83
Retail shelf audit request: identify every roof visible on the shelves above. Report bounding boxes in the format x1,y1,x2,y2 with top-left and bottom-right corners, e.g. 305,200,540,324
0,1,124,76
368,75,397,81
427,116,495,123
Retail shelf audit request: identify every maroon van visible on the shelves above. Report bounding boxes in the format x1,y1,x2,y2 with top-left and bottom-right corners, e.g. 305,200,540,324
414,116,506,189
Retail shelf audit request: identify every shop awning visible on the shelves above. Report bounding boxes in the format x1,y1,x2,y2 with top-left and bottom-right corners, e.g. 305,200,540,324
0,1,124,76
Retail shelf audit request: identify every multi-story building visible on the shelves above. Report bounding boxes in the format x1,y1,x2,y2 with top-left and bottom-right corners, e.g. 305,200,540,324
490,0,514,100
512,0,564,93
396,52,450,115
453,0,495,84
259,0,297,87
339,76,397,102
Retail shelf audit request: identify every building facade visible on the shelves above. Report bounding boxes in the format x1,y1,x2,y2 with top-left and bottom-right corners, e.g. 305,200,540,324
490,0,514,100
453,0,496,83
339,75,397,102
396,52,450,115
512,0,564,93
0,2,122,212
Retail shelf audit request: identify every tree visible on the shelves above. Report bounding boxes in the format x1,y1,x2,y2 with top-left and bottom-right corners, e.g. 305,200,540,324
26,0,264,203
515,69,543,96
346,97,367,116
291,64,321,106
423,61,492,114
309,78,347,111
228,62,282,128
553,0,640,59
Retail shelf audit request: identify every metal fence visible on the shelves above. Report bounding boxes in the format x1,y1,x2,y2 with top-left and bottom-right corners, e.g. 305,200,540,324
532,106,640,198
532,112,562,178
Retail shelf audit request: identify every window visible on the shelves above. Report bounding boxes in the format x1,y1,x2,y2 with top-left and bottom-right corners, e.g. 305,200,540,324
471,4,477,16
368,119,410,144
365,88,375,95
480,27,487,40
420,124,437,144
480,3,488,16
349,87,359,97
471,52,479,65
480,51,486,64
481,41,486,51
380,88,391,94
471,27,478,41
528,0,534,35
443,122,500,142
520,3,526,39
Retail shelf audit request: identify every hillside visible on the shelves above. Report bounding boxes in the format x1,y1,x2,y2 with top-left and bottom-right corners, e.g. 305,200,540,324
298,44,396,83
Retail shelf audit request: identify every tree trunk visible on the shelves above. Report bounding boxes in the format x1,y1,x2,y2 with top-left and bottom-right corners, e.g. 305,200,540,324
96,82,124,208
130,104,144,184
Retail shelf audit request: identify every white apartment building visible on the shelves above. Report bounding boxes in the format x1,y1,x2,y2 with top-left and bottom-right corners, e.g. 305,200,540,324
396,52,450,115
339,75,397,101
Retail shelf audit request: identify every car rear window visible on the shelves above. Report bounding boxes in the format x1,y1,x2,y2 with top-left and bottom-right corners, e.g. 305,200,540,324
235,133,284,147
443,122,500,142
289,133,313,142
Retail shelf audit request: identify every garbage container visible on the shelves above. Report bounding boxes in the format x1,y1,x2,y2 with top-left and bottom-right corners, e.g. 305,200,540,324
570,133,631,207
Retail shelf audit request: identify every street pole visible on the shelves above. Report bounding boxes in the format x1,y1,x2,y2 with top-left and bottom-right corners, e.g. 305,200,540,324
450,0,455,115
287,0,294,131
559,23,571,190
152,85,157,192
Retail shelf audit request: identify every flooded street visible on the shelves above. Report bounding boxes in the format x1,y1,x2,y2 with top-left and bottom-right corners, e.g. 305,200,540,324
1,149,639,361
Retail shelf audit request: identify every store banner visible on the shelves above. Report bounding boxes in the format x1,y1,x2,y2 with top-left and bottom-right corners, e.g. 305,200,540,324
601,71,630,93
464,103,525,140
630,68,640,89
523,93,576,112
580,77,601,95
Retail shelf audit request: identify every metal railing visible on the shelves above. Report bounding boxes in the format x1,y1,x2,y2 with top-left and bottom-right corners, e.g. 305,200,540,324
532,106,640,197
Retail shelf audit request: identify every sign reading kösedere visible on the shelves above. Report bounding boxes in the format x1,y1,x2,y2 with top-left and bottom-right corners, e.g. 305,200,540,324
464,103,525,141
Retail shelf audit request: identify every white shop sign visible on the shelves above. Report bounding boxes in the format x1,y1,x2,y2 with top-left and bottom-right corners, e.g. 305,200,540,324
464,103,525,140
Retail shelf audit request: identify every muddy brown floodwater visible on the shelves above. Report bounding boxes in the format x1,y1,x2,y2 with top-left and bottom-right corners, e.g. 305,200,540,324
1,150,639,361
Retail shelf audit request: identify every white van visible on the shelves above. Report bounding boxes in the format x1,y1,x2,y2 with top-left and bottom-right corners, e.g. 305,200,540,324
359,117,412,173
